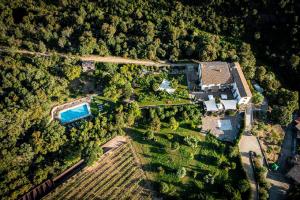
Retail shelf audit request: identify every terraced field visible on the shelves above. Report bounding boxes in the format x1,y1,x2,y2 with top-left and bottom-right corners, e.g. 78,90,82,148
43,142,151,200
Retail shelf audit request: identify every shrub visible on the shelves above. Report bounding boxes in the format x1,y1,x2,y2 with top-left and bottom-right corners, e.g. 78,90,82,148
259,188,269,200
188,152,194,160
176,167,186,178
226,110,236,116
158,166,165,175
145,130,154,140
238,179,250,193
184,136,199,148
230,162,236,170
169,117,179,130
204,174,215,184
171,141,179,150
160,182,169,194
167,133,173,140
192,171,198,178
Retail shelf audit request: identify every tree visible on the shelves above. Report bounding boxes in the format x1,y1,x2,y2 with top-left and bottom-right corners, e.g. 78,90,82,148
259,188,269,200
150,115,161,132
123,83,133,99
169,117,179,130
145,130,154,140
170,79,178,89
252,92,264,106
271,105,292,126
176,167,186,178
171,141,179,150
160,182,169,194
184,136,199,148
63,65,81,80
83,142,103,166
204,173,214,184
152,82,160,92
238,179,250,193
289,54,300,70
79,31,98,55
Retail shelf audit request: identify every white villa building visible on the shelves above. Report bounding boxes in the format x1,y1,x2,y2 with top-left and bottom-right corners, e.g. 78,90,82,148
198,62,252,107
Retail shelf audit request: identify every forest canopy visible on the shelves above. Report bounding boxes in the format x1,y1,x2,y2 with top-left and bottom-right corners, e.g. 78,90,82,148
0,0,299,199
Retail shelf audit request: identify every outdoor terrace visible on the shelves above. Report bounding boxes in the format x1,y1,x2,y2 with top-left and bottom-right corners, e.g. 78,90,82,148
191,88,234,101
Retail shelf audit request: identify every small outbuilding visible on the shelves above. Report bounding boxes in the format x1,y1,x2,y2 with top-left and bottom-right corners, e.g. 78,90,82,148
82,61,95,72
158,79,175,94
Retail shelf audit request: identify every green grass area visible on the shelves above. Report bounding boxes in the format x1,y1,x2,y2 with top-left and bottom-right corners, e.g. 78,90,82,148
128,122,250,199
90,95,115,115
135,73,191,107
137,99,191,107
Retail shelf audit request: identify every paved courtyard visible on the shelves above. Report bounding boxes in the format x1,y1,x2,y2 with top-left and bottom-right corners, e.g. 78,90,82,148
201,115,240,142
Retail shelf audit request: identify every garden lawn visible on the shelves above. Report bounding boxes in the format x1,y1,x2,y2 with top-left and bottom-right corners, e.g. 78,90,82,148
128,122,250,199
90,95,115,115
135,73,191,107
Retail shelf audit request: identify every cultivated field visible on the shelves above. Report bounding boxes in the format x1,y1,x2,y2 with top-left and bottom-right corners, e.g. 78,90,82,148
43,141,151,200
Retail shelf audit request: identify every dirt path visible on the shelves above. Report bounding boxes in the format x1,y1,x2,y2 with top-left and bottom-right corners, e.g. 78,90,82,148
0,46,195,66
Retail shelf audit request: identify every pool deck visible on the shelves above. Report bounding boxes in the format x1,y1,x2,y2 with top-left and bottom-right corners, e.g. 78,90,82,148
59,102,91,124
50,95,93,122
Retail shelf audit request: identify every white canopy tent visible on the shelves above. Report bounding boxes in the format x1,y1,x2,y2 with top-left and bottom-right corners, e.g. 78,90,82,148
220,100,237,110
204,99,219,112
158,79,175,94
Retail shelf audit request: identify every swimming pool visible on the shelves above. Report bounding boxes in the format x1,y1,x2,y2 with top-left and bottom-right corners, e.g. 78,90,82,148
59,103,91,124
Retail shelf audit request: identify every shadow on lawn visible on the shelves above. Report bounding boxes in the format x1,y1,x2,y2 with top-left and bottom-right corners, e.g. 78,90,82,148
194,153,219,166
179,122,201,132
142,162,175,174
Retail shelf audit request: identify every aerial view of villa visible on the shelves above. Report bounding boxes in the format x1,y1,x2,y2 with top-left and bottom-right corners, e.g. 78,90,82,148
0,1,299,200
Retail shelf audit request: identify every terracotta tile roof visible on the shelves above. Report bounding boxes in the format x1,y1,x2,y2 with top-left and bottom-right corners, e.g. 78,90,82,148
230,62,252,97
201,62,233,85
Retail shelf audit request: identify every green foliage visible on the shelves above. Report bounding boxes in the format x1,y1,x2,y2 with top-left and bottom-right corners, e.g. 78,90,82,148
83,142,104,166
184,136,199,148
0,54,132,199
238,179,250,193
160,182,169,194
170,79,179,89
252,92,264,106
130,120,249,199
169,117,179,130
152,82,160,92
176,167,186,178
145,130,155,140
171,141,179,150
150,115,161,132
63,65,81,80
204,174,215,184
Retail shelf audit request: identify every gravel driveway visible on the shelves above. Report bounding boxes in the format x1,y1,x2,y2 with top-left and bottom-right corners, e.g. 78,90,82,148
239,133,263,200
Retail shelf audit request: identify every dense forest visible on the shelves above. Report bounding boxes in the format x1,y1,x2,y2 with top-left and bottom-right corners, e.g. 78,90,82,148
0,0,299,86
0,0,299,199
0,0,299,119
0,53,142,199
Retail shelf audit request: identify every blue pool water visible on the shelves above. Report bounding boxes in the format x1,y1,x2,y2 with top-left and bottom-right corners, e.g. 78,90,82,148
59,103,91,123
